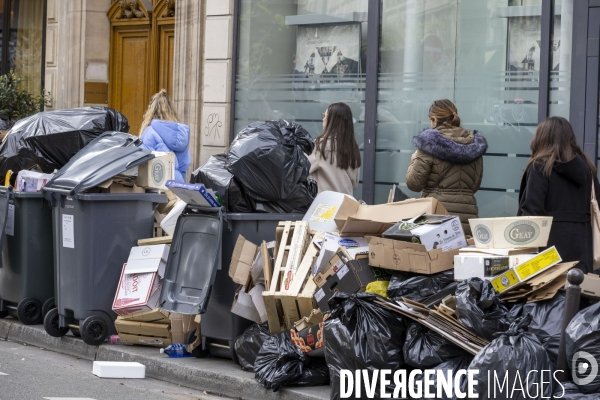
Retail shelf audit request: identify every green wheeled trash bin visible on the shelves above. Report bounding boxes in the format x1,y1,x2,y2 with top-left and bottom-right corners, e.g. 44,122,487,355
0,187,55,324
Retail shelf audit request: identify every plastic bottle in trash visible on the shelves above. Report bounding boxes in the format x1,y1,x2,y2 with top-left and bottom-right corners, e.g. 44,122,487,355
160,343,192,358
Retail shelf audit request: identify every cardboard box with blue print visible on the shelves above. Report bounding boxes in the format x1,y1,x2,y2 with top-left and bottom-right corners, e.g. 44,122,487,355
134,152,176,190
165,181,221,208
468,216,553,249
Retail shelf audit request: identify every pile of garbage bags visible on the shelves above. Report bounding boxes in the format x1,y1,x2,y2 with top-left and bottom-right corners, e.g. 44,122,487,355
193,120,317,213
0,107,129,179
565,301,600,394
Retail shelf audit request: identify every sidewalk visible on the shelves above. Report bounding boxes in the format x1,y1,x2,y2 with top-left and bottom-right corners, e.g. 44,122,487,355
0,318,330,400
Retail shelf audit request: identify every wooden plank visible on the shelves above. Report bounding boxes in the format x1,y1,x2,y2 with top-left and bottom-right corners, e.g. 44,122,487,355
138,236,173,246
270,222,292,292
262,241,273,292
281,222,310,294
287,233,322,296
263,292,285,334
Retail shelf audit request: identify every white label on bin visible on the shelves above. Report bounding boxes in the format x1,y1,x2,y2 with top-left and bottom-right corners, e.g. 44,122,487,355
5,204,14,236
62,214,74,248
315,288,325,302
337,265,349,280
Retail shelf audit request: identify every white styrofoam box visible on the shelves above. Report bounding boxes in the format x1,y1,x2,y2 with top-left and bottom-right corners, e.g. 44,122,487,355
302,191,354,232
160,200,187,236
92,361,146,378
126,244,170,275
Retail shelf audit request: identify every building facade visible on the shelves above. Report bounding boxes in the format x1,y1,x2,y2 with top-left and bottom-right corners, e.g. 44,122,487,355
37,0,600,218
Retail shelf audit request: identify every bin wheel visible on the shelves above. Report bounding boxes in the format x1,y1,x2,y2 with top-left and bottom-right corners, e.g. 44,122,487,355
81,316,108,346
41,298,56,317
186,328,209,358
70,328,81,337
43,308,68,338
17,297,43,325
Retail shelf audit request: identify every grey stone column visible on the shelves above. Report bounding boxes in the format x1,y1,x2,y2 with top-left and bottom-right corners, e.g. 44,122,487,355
172,0,206,172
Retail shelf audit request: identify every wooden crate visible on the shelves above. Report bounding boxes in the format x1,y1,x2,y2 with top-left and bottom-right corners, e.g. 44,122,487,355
262,221,317,333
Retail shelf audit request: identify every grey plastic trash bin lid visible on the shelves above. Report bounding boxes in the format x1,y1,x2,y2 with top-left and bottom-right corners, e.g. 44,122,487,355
42,131,153,196
159,206,223,315
0,187,12,256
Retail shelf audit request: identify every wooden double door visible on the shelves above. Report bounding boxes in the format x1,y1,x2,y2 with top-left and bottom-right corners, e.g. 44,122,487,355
108,0,175,135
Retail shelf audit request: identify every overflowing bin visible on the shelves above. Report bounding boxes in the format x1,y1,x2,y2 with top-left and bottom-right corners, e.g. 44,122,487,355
0,187,55,324
159,208,303,361
41,131,165,345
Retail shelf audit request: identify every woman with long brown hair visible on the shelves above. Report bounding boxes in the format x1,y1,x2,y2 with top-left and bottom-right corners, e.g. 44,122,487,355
406,99,487,235
518,116,600,273
308,102,361,195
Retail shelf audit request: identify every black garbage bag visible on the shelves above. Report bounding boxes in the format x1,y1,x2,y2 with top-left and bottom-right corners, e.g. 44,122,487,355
325,293,407,400
466,315,555,399
455,277,510,341
403,322,468,368
254,330,329,392
191,154,252,212
415,355,473,400
387,270,455,303
522,291,565,365
0,107,129,178
234,323,271,372
553,382,599,399
226,120,315,212
565,301,600,394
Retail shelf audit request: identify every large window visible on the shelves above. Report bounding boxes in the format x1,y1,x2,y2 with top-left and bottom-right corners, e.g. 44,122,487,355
375,0,572,216
235,0,368,198
0,0,46,95
233,0,573,215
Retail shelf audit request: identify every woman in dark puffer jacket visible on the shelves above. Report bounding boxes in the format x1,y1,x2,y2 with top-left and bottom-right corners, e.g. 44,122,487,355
406,99,488,235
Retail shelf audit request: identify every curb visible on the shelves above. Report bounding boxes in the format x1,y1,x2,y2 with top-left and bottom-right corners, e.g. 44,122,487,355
0,319,329,400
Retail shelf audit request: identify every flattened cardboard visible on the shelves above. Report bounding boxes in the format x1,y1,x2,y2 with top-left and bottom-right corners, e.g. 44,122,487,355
249,283,267,323
229,235,258,285
500,261,578,301
118,308,170,323
491,247,562,293
334,197,447,236
294,309,323,331
126,244,170,275
368,236,459,274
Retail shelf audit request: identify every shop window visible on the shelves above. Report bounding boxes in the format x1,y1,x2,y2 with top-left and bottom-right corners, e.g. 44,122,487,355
0,0,46,96
375,0,572,217
235,0,368,199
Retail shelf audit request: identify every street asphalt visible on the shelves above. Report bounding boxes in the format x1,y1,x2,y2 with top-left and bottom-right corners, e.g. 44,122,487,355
0,339,228,400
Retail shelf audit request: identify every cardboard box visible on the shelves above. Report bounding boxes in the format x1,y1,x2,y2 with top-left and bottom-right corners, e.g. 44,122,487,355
165,181,220,208
115,309,197,346
231,284,262,323
382,214,466,251
15,170,54,192
229,235,259,285
160,200,187,236
104,182,145,194
290,322,324,354
313,234,369,276
126,244,169,274
454,253,538,281
112,260,164,315
157,190,179,215
314,257,390,312
368,236,464,274
334,197,447,236
501,261,577,302
135,152,176,190
580,273,600,301
491,246,562,293
469,216,553,249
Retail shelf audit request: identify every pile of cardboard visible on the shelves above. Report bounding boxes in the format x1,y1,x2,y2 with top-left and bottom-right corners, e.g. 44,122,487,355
111,243,198,347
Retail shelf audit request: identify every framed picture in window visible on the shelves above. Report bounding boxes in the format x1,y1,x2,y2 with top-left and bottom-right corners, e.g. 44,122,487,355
294,23,361,83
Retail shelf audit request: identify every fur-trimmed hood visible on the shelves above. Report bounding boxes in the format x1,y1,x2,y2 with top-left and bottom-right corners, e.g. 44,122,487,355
413,127,487,165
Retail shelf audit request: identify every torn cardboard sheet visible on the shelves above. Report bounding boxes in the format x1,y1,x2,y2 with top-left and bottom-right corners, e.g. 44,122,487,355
500,261,578,302
334,197,448,236
229,235,258,285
